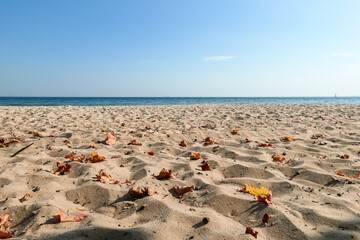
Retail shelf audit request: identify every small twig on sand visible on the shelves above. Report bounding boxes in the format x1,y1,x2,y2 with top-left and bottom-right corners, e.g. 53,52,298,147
10,142,34,157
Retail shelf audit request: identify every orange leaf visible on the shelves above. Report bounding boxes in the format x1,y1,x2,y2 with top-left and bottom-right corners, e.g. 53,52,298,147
190,153,201,160
57,209,88,223
173,185,194,199
128,187,157,198
54,162,72,175
335,171,360,178
240,184,272,205
19,194,33,203
28,130,43,138
154,169,172,180
86,152,106,163
245,227,258,239
203,137,218,146
232,130,239,135
198,161,211,171
280,137,296,142
65,152,85,162
272,154,286,163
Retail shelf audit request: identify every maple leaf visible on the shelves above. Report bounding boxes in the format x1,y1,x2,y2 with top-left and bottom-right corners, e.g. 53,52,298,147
154,169,172,180
86,152,106,163
173,185,194,199
280,137,296,142
56,209,88,223
272,154,286,163
65,152,85,162
128,187,157,198
19,194,33,203
198,161,211,171
245,227,258,239
128,140,142,146
240,184,272,205
105,132,116,146
96,170,112,183
190,153,201,160
54,162,72,175
179,140,187,147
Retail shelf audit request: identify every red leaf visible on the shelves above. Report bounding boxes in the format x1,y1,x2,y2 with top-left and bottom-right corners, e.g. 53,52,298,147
198,161,211,171
262,213,270,224
154,169,172,180
245,227,258,239
54,162,72,175
147,151,155,156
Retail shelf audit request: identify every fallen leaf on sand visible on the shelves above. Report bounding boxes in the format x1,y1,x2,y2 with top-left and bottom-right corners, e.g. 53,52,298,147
240,184,272,205
54,162,72,175
147,151,155,156
232,130,239,135
0,213,12,238
311,134,324,139
128,140,142,146
245,227,258,239
179,140,187,147
56,209,88,223
86,152,106,163
203,137,218,145
105,132,116,146
96,170,112,183
339,154,350,159
65,152,85,162
244,138,251,143
317,115,325,120
262,213,270,224
173,185,194,198
154,169,172,180
280,137,296,142
255,141,275,148
28,130,43,138
0,137,24,147
19,194,33,203
190,153,201,160
128,187,157,198
335,171,360,178
272,154,286,163
145,126,151,130
198,161,211,171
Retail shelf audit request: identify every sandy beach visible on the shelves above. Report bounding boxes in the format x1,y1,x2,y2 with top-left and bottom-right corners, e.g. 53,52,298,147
0,104,359,240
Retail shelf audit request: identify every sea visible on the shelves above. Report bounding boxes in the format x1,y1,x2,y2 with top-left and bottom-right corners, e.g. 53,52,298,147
0,97,360,106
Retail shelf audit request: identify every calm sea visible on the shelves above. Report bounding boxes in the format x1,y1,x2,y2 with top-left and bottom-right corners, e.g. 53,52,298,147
0,97,360,106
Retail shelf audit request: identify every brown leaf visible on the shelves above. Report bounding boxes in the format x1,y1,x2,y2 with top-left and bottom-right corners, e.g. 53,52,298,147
179,140,187,147
154,169,172,180
54,162,72,175
173,185,194,199
190,153,201,160
65,152,85,162
28,130,43,138
262,213,270,224
19,194,33,203
128,140,142,146
245,227,258,239
198,161,211,171
128,187,157,198
56,209,88,223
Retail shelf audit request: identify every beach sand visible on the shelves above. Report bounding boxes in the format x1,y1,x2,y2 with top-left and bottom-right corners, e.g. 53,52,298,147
0,104,359,240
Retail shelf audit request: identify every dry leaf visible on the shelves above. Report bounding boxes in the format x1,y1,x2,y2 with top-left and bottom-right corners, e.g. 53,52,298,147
179,140,187,147
154,169,172,180
54,162,72,175
255,141,275,148
96,170,112,183
19,194,33,203
190,153,201,160
262,213,270,224
240,184,272,205
0,213,12,239
245,227,258,239
128,187,157,198
335,171,360,178
198,161,211,171
128,140,142,146
232,130,239,135
86,152,106,163
28,130,43,138
339,154,350,159
105,132,116,146
272,154,286,163
65,152,85,162
280,137,296,142
147,151,155,156
173,185,194,198
56,209,88,223
203,137,218,146
311,134,324,139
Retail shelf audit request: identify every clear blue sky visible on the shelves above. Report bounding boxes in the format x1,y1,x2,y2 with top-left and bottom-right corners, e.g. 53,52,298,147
1,0,360,97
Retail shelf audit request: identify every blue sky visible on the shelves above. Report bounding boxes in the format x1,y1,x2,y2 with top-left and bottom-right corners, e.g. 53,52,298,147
1,0,360,97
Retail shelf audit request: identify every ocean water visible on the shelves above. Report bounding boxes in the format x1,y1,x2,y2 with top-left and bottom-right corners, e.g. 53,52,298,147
0,97,360,106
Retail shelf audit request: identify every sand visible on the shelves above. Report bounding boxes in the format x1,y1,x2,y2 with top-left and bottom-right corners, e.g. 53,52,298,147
0,104,359,240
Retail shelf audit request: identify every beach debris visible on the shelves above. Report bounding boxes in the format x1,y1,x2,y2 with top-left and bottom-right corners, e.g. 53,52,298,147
154,169,172,180
245,227,258,239
10,142,34,157
173,185,194,199
65,152,85,162
262,213,270,224
86,152,106,163
255,141,275,148
1,137,25,148
96,170,112,183
128,140,142,146
56,209,88,223
128,186,157,198
317,115,325,120
179,140,187,147
145,125,151,130
190,153,201,160
28,130,43,138
0,213,12,238
19,194,33,203
147,151,155,156
54,162,72,175
105,132,116,146
335,171,360,178
240,184,272,205
123,180,136,185
311,134,324,139
272,154,286,163
203,137,218,146
244,138,251,143
339,154,350,159
280,137,296,142
232,130,239,135
202,217,210,224
198,161,211,171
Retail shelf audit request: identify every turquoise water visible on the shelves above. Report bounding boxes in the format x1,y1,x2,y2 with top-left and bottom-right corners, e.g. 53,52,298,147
0,97,359,106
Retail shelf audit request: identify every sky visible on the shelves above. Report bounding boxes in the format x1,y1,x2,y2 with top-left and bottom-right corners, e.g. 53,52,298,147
1,0,360,97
